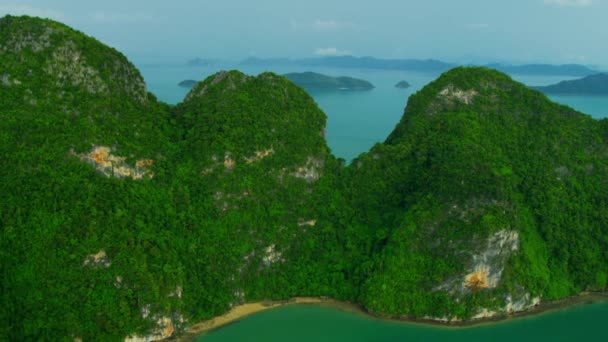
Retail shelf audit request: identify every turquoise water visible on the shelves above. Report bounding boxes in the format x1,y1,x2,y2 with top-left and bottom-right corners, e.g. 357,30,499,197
196,302,608,341
137,64,608,162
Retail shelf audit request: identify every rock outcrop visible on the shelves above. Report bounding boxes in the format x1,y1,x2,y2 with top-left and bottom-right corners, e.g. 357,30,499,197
78,146,154,180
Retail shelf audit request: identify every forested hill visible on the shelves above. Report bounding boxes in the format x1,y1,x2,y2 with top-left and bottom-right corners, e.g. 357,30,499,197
1,16,607,341
0,15,340,341
349,67,608,318
283,72,374,90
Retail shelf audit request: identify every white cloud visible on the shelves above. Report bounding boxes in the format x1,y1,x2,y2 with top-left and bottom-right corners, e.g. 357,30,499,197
313,19,339,30
543,0,593,7
312,19,354,31
89,11,154,23
0,4,65,20
314,47,352,56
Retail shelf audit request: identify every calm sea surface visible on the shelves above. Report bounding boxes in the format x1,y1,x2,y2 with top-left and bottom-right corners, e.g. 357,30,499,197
137,64,608,162
138,64,608,340
195,302,608,342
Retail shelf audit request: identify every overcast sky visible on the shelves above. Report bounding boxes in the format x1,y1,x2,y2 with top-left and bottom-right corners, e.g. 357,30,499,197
1,0,607,67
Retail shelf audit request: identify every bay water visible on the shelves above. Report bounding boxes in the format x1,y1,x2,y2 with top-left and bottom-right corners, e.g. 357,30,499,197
196,301,608,342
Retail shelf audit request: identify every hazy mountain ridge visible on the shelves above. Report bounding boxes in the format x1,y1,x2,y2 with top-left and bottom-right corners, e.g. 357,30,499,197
236,56,599,76
533,73,608,95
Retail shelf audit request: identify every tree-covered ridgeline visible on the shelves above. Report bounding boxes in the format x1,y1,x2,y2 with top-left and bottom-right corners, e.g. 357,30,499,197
1,16,606,340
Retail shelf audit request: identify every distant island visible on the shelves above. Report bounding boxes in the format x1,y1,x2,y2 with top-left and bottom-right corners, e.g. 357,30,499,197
178,79,198,88
532,73,608,95
237,56,599,76
284,72,374,90
395,80,411,89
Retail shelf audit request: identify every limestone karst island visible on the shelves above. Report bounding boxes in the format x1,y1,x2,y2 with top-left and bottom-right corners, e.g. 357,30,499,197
1,12,608,342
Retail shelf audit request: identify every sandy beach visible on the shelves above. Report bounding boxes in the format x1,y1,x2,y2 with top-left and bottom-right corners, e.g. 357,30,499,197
177,297,332,340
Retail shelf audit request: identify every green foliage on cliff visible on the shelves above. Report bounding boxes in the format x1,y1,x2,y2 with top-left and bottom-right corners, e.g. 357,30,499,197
350,67,608,317
0,15,346,340
1,16,607,341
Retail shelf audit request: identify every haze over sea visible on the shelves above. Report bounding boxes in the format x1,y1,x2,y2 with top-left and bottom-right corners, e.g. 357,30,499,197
139,64,608,162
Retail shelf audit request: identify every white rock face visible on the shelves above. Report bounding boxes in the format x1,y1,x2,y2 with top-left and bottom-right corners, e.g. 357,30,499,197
298,219,317,227
423,315,450,322
124,317,175,342
140,304,152,320
472,308,497,319
169,286,183,299
2,26,55,53
505,293,541,313
83,250,111,268
262,244,282,266
234,289,245,303
77,146,154,180
435,230,519,294
1,74,11,86
461,294,541,322
292,156,323,183
114,276,123,288
438,84,478,105
126,306,185,342
245,148,274,164
462,230,519,291
44,42,108,94
223,152,235,170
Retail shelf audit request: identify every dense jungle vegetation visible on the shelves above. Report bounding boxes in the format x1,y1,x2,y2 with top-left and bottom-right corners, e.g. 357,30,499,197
1,16,607,340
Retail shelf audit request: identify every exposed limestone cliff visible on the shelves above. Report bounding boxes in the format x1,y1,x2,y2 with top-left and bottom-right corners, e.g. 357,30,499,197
124,317,175,342
1,16,148,102
292,156,324,183
44,41,108,94
83,250,111,268
77,146,154,180
437,84,478,105
435,230,519,295
245,148,274,164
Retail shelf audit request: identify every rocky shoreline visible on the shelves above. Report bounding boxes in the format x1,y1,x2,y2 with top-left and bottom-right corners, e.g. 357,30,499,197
172,292,608,341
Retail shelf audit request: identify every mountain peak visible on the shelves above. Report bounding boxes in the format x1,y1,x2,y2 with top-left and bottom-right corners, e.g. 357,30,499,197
385,67,564,144
176,70,329,167
0,15,148,103
181,71,295,102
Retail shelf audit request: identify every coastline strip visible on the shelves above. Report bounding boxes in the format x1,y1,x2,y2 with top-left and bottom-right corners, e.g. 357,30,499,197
178,297,326,340
177,292,608,341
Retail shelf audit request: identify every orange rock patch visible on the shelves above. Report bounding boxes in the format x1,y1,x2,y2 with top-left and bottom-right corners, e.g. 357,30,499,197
136,159,154,168
162,319,175,338
78,146,153,180
464,265,496,291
